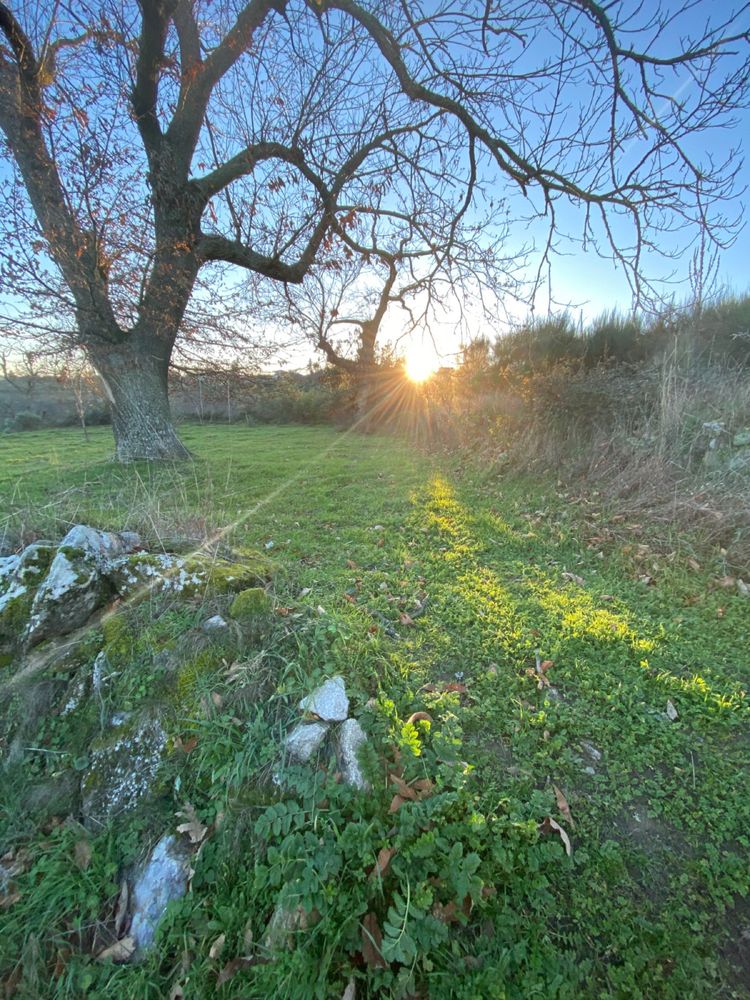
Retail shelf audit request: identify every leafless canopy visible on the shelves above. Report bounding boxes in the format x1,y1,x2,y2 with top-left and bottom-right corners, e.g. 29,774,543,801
0,0,747,456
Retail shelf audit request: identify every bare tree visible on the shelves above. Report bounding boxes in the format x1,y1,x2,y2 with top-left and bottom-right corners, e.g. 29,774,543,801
0,1,747,460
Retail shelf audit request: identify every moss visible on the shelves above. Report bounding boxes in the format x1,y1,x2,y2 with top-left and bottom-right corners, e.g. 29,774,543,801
102,613,135,668
229,587,272,621
0,586,34,651
183,550,275,595
16,543,54,584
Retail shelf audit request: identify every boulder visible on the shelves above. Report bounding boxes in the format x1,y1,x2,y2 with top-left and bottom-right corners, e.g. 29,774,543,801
81,711,167,830
298,675,349,722
129,834,192,955
24,528,139,647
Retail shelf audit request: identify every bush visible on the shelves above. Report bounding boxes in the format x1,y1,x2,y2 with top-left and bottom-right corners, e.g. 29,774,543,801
4,411,44,433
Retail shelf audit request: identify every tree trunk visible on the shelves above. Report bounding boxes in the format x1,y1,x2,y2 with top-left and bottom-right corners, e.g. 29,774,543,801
94,348,190,462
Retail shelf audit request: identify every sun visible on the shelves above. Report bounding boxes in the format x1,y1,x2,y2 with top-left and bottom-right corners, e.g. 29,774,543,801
404,346,440,383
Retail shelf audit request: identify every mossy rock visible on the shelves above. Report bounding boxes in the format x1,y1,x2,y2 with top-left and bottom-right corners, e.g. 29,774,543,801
229,587,272,621
107,549,274,601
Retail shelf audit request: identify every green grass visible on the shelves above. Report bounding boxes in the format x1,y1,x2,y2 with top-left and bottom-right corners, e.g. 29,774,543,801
1,424,748,998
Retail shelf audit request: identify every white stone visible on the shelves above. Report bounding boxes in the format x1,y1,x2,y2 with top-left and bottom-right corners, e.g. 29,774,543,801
129,835,191,954
298,675,349,722
202,614,228,632
285,721,329,762
337,719,370,791
0,555,21,582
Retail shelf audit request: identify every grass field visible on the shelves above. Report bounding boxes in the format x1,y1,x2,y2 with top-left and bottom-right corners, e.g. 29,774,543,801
1,424,749,998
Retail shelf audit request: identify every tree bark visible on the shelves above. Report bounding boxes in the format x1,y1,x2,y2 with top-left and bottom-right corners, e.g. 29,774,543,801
94,347,190,462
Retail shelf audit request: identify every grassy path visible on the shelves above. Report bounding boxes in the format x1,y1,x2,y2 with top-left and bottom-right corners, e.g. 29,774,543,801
1,425,748,998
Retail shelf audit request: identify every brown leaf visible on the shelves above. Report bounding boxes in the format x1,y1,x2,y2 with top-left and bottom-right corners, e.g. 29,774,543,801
539,816,572,856
52,949,70,980
343,593,357,604
114,879,129,938
175,735,198,754
389,774,419,801
346,559,358,570
216,956,263,987
539,660,554,674
717,575,736,588
405,711,432,726
361,912,388,969
96,936,135,963
432,900,459,923
411,778,436,798
388,793,407,814
176,803,209,845
552,785,576,829
209,933,226,960
443,682,468,693
74,839,92,871
399,612,415,626
0,885,21,909
371,846,395,880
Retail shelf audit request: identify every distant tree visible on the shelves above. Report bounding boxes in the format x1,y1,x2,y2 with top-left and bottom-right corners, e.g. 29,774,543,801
0,1,748,459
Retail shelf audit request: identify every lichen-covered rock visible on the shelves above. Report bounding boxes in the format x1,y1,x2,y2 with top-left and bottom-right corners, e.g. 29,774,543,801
106,552,194,599
23,528,142,647
299,675,349,722
229,587,271,621
732,429,750,448
129,834,192,955
337,718,370,791
285,721,329,763
0,544,54,654
81,711,167,830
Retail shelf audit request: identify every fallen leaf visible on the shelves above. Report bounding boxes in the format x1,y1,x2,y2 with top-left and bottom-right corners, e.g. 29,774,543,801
666,700,679,721
539,659,554,674
638,574,655,586
275,606,292,616
209,933,226,960
717,575,736,588
388,793,407,814
539,816,573,856
432,900,459,923
687,558,701,571
443,682,468,694
176,803,209,845
343,593,357,604
216,956,263,986
552,785,576,829
114,879,129,937
97,936,135,963
361,912,387,969
562,571,585,586
0,885,21,909
399,612,415,626
389,774,418,801
299,587,312,598
74,839,92,871
52,949,70,980
371,846,395,880
175,735,198,754
346,559,358,569
405,711,432,726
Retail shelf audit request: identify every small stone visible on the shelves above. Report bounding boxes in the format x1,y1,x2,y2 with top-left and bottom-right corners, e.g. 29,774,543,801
202,614,228,632
298,675,349,721
583,766,596,776
285,721,329,762
337,718,370,791
580,740,602,761
129,835,191,955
